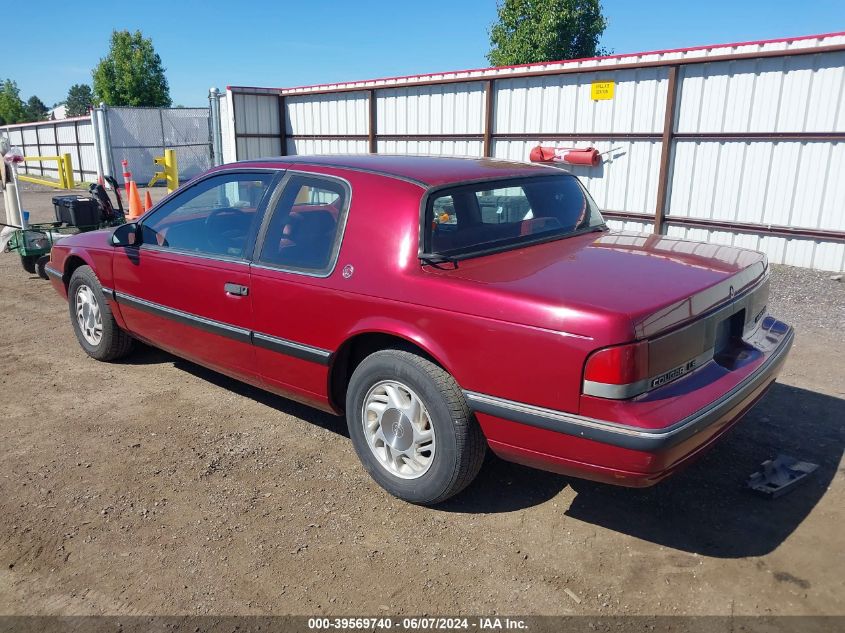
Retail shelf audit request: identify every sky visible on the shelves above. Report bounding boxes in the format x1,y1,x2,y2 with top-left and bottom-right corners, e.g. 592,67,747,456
4,0,844,108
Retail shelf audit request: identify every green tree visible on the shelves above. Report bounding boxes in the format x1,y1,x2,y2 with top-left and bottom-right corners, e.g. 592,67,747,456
65,83,95,116
24,95,48,122
92,30,171,107
487,0,607,66
0,79,26,125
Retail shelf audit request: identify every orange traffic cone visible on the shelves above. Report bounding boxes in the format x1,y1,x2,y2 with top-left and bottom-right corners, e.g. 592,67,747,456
127,181,143,219
144,190,153,212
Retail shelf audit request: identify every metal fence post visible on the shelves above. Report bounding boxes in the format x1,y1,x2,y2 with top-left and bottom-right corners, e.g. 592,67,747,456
368,89,377,153
91,108,105,185
654,65,680,235
97,103,115,180
209,87,224,166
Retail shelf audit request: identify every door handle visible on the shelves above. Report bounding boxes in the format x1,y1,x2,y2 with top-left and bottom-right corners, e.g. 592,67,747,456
224,282,249,297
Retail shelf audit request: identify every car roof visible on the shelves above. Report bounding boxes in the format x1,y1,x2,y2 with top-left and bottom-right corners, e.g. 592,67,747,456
238,154,564,188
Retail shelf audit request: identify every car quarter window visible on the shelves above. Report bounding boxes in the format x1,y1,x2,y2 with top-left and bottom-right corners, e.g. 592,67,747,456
257,174,348,274
140,172,274,258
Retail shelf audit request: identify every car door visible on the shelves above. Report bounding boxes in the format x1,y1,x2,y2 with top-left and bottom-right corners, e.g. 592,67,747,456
111,170,278,382
249,172,351,408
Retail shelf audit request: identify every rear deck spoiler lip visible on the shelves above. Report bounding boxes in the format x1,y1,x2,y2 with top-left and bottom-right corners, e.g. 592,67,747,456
632,261,769,339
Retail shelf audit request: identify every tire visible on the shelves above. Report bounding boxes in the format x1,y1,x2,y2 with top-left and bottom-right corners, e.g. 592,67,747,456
346,349,486,505
21,255,38,274
68,265,134,361
36,255,50,280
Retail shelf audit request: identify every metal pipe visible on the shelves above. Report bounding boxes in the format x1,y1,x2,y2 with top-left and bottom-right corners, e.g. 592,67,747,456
368,90,377,153
209,87,224,166
100,103,115,179
90,108,105,185
482,79,495,157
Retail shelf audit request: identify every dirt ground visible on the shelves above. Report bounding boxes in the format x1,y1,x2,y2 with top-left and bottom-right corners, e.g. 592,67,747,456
1,186,843,617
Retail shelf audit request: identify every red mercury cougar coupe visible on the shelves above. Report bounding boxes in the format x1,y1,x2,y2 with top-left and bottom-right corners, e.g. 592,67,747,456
46,155,793,504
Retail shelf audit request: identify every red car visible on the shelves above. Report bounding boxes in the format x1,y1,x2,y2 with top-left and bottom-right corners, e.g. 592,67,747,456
45,155,793,504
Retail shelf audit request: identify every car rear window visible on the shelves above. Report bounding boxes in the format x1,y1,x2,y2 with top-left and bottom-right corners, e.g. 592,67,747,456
426,175,604,258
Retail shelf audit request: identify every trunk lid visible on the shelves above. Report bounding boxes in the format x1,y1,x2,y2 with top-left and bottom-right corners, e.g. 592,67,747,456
444,230,768,339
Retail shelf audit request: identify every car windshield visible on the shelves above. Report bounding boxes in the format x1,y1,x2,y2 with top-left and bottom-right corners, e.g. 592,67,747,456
425,174,605,259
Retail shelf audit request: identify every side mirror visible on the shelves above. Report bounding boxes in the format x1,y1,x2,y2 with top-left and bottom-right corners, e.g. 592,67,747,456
111,222,139,247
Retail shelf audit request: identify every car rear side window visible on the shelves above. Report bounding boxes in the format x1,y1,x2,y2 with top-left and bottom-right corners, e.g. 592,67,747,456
257,174,349,274
427,175,604,258
140,172,274,258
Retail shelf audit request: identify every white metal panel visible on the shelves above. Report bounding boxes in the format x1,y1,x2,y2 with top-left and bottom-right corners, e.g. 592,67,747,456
377,83,484,134
605,219,653,233
3,128,22,145
668,141,845,231
665,224,845,271
493,139,661,214
286,138,368,155
220,91,237,164
78,144,98,176
286,92,368,135
237,136,282,160
677,50,845,133
77,120,94,144
36,125,55,145
55,123,76,144
234,93,279,135
377,139,483,156
495,67,667,134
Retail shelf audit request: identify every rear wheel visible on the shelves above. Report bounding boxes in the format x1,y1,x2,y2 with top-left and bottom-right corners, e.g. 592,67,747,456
346,349,486,505
68,265,134,361
36,255,50,280
20,255,37,274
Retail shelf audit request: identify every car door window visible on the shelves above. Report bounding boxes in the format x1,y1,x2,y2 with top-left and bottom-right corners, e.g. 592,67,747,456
140,172,274,258
257,174,349,274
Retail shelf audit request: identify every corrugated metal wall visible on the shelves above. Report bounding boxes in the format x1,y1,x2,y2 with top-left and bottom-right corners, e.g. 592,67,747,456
0,117,98,184
222,32,845,271
2,106,212,187
665,50,845,270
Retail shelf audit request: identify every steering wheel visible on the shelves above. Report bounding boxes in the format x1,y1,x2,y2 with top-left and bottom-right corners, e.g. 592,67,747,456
205,207,248,254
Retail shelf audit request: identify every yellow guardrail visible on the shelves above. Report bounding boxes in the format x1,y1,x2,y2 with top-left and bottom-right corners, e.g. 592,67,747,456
17,153,75,189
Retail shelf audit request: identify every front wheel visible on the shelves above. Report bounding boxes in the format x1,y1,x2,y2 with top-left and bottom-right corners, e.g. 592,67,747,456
346,349,486,505
68,265,134,361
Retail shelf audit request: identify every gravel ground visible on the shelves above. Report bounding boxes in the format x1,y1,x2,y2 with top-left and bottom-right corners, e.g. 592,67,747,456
768,265,845,337
0,186,843,618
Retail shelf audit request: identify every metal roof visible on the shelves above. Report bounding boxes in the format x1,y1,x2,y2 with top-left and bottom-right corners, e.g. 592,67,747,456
228,31,845,96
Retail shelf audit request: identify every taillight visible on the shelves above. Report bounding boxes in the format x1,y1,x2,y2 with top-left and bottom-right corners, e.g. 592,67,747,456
583,341,649,398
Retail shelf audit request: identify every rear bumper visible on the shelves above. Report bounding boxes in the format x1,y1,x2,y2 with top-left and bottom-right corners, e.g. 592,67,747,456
467,322,793,487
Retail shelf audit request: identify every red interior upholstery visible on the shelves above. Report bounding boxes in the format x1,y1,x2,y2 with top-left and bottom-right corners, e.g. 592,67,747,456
276,209,337,268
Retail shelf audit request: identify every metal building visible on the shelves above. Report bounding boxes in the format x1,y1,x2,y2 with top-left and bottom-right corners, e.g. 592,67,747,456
218,32,845,271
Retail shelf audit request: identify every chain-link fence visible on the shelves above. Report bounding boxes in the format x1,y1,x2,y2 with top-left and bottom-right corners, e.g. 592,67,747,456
103,106,211,184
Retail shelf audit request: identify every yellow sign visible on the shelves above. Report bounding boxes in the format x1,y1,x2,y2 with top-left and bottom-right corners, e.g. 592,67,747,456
591,81,615,101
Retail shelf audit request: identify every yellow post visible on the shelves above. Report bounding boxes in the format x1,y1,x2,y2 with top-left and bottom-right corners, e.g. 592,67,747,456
164,149,178,192
148,149,179,193
62,153,74,188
